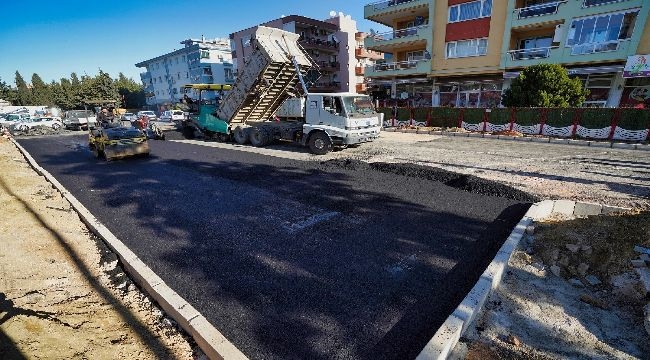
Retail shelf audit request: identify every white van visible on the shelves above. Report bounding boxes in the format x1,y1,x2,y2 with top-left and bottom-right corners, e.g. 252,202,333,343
161,110,185,123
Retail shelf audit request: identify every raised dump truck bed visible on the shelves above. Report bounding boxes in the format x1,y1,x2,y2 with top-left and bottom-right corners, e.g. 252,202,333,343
215,26,312,125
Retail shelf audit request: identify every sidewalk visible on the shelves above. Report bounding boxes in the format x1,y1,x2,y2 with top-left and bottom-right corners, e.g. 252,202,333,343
0,134,196,359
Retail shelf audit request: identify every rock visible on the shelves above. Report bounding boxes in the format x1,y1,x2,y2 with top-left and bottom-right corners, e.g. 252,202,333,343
559,255,570,267
532,262,545,271
585,275,602,286
643,303,650,335
580,294,608,309
577,263,590,276
641,253,650,264
550,265,562,277
566,244,580,253
550,248,560,261
569,278,585,287
526,225,535,235
631,259,647,268
581,245,593,255
505,334,521,347
636,268,650,295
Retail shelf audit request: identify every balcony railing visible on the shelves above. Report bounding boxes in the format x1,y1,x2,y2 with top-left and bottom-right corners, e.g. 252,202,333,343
356,47,384,60
367,0,419,11
570,41,620,55
371,25,428,42
373,59,427,71
356,83,368,92
515,1,566,19
507,46,558,61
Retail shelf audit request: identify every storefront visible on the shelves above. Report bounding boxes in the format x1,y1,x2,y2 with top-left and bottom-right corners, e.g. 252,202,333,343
434,77,503,108
621,54,650,108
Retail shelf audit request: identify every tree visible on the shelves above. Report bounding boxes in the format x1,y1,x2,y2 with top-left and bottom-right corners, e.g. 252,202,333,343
502,63,589,107
14,71,32,106
115,72,145,109
0,77,14,104
31,73,53,105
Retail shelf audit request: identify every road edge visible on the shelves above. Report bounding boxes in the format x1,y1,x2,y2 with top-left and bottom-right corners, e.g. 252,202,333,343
9,137,248,360
415,199,630,360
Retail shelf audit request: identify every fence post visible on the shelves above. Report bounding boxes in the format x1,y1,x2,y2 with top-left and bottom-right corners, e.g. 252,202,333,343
538,108,547,135
608,108,621,141
410,107,414,126
458,108,464,129
646,109,650,141
482,109,488,132
509,108,516,131
426,107,431,127
571,108,582,138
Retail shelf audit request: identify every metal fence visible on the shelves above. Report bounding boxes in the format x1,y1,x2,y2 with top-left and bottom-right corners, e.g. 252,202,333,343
378,106,650,142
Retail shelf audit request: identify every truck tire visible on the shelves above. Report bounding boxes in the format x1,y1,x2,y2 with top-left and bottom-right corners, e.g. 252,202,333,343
249,127,270,147
233,126,250,144
308,131,332,155
182,125,195,139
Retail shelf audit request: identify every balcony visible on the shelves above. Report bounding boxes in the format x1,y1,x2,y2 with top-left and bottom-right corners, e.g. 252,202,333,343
308,81,341,92
316,61,341,73
364,0,429,27
356,83,368,93
365,59,431,77
511,1,567,29
299,37,339,52
365,25,430,53
356,47,384,60
507,46,558,61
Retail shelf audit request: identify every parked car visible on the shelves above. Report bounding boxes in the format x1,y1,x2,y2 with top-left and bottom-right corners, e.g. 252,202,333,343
0,113,30,129
63,110,97,130
136,110,157,121
160,110,185,123
13,116,63,131
121,112,137,121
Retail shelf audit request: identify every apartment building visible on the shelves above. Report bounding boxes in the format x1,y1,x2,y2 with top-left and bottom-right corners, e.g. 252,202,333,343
355,32,386,94
503,0,650,108
230,13,365,93
135,37,235,110
364,0,650,108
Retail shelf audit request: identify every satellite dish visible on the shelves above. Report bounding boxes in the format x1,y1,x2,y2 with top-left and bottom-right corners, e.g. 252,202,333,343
329,10,336,17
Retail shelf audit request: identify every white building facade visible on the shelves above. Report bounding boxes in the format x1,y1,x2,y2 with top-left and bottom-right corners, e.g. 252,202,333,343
135,37,235,111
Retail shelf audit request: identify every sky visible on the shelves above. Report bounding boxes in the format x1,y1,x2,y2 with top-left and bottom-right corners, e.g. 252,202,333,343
0,0,390,86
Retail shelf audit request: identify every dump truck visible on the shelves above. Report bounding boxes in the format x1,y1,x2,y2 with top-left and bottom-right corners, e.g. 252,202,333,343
181,26,381,154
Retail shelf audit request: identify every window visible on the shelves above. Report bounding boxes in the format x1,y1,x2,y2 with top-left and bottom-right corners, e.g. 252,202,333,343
566,10,638,54
448,0,492,22
200,50,210,59
446,38,488,58
583,0,626,7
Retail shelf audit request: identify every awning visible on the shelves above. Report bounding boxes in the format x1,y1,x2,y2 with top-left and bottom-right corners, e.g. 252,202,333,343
504,64,625,79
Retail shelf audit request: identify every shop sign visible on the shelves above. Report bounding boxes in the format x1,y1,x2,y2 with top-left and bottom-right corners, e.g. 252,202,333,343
623,55,650,78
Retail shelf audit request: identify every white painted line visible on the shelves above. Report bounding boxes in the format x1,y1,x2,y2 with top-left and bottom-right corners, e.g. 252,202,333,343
283,211,339,234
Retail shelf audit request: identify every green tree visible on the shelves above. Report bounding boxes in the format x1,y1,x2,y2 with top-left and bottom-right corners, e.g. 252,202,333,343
69,72,84,108
31,73,53,105
0,77,14,104
502,63,589,107
115,72,145,109
14,71,32,106
57,78,76,110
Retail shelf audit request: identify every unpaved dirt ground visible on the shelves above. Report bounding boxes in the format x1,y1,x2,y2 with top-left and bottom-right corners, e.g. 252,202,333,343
2,128,650,359
0,133,198,359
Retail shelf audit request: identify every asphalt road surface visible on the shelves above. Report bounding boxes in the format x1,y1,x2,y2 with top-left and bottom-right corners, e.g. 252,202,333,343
16,134,533,360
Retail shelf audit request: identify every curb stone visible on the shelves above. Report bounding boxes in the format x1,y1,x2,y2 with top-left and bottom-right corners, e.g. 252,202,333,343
10,137,247,360
415,200,629,360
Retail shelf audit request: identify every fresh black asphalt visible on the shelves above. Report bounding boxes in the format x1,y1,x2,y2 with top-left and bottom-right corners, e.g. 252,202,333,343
16,134,535,360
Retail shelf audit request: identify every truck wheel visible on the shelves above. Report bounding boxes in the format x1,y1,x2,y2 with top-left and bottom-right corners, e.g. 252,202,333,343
182,125,195,139
308,132,332,155
233,126,250,144
249,127,270,147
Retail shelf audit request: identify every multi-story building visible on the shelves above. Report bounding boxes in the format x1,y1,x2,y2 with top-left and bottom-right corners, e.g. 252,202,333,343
135,37,235,110
364,0,650,108
230,13,367,94
355,32,386,95
364,0,435,106
503,0,650,108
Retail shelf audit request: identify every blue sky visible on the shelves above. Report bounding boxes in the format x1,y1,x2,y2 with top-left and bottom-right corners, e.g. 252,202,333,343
0,0,389,86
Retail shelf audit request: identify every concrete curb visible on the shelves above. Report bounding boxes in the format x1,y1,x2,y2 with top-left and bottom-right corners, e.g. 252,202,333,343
384,128,650,151
415,199,630,360
9,137,247,360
